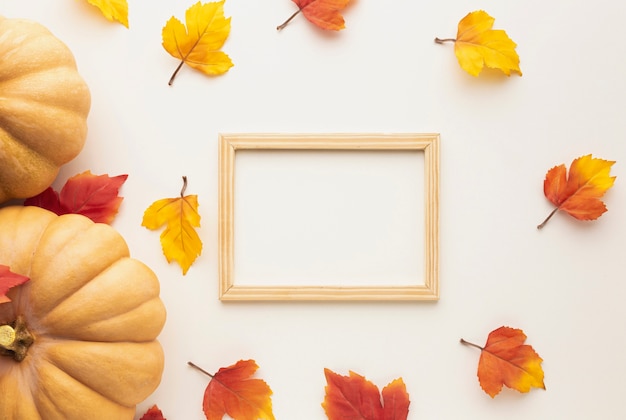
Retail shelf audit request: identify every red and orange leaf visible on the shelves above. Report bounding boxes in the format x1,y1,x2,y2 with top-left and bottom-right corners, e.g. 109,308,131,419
277,0,351,31
142,177,202,275
24,171,128,224
139,405,167,420
539,154,616,228
202,360,275,420
58,171,128,224
322,369,409,420
462,326,545,398
0,265,29,304
23,187,63,215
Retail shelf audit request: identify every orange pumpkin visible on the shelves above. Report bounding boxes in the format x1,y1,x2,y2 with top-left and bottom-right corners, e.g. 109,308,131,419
0,16,90,203
0,206,166,419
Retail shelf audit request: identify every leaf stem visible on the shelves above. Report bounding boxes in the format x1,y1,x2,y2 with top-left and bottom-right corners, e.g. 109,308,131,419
188,361,214,378
460,338,483,350
180,176,188,197
537,207,559,229
277,10,301,31
434,37,456,44
0,317,33,362
168,60,186,86
0,325,16,349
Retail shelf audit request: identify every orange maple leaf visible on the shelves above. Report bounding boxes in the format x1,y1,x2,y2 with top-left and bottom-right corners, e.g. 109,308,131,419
277,0,351,31
162,0,233,86
142,176,202,275
461,326,545,398
538,154,616,228
435,10,521,77
24,171,128,224
188,360,275,420
322,368,410,420
0,265,29,304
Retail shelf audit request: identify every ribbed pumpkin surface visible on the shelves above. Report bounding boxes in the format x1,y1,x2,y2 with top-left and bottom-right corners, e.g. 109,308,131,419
0,206,166,420
0,16,91,203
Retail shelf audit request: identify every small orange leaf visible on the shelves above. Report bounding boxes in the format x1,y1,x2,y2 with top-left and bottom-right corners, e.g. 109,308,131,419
188,360,275,420
322,368,409,420
461,326,545,398
538,154,616,228
85,0,129,28
142,176,202,275
139,405,167,420
435,10,521,77
0,265,29,304
277,0,351,31
162,1,233,86
24,171,128,224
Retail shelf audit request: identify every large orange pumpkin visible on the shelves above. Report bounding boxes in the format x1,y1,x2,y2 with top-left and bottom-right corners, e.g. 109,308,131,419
0,206,166,419
0,16,91,203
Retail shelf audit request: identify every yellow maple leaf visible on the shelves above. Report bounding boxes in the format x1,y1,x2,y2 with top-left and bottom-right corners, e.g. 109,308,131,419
435,10,521,77
86,0,129,28
142,177,202,275
162,0,234,86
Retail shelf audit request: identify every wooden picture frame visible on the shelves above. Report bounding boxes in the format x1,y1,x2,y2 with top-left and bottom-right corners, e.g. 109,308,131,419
218,133,440,301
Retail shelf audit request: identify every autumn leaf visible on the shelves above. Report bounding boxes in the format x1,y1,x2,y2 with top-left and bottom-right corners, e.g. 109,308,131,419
277,0,351,31
435,10,521,77
322,368,410,420
162,1,233,86
188,360,275,420
142,176,202,275
461,326,545,398
139,405,167,420
24,171,128,224
538,154,616,228
86,0,129,28
0,265,29,304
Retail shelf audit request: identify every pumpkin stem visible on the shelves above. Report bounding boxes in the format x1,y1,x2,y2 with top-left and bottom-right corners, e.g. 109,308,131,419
0,316,33,362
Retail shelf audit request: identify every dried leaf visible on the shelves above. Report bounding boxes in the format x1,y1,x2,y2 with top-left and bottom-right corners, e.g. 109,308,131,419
139,405,167,420
461,326,545,398
381,378,410,420
188,360,275,420
24,171,128,224
0,265,29,304
539,154,616,228
322,368,409,420
142,176,202,275
162,1,233,86
85,0,129,27
277,0,351,31
435,10,521,77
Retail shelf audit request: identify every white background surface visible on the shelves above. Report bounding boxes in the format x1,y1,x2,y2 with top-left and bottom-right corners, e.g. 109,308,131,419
3,1,626,419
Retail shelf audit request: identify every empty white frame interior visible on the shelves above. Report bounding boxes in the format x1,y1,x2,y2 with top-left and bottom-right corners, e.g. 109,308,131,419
218,133,439,301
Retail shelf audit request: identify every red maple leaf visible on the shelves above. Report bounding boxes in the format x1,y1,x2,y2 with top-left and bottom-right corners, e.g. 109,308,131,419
322,368,410,420
0,265,29,304
139,404,167,420
139,405,167,420
24,171,128,224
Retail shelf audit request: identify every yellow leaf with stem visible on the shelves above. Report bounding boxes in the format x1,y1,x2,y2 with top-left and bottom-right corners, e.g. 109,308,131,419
435,10,521,77
142,177,202,275
162,1,234,86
